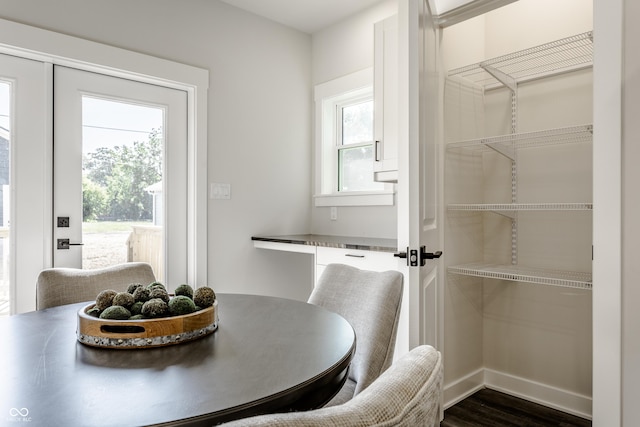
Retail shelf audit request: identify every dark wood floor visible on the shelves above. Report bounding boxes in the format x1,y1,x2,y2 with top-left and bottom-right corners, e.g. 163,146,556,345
440,389,592,427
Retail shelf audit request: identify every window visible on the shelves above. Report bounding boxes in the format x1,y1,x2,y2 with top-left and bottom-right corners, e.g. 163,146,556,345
314,68,394,207
338,98,377,191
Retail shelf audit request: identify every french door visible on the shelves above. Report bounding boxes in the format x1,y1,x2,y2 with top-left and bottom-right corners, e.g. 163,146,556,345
0,54,50,315
53,67,188,286
0,59,189,315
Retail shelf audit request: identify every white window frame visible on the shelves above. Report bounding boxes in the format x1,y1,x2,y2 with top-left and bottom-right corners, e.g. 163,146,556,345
314,68,394,207
0,18,209,297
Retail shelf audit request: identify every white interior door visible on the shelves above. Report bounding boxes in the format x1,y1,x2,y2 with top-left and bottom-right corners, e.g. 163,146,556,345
0,54,50,315
397,0,444,351
54,66,188,288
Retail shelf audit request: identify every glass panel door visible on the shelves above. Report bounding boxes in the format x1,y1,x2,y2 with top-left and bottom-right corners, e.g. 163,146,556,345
54,67,188,287
0,54,49,315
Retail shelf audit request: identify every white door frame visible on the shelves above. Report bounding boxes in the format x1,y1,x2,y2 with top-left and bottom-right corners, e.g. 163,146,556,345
0,18,209,311
592,0,622,424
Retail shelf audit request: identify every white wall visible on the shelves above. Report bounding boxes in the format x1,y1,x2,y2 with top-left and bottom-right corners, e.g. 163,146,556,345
310,0,399,239
0,0,314,301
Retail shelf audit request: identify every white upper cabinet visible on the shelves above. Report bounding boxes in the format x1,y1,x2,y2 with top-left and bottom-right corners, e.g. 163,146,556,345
373,14,399,183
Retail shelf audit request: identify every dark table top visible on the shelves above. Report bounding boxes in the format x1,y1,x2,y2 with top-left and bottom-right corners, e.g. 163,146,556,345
0,293,355,427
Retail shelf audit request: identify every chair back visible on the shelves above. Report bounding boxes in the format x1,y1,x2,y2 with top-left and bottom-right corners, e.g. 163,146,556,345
308,263,404,402
220,345,443,427
36,262,156,310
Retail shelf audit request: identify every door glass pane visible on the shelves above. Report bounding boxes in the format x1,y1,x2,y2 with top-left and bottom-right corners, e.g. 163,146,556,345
0,82,10,317
82,96,165,281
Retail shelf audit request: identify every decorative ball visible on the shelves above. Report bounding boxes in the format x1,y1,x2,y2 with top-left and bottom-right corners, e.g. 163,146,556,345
126,283,143,294
146,281,166,291
112,292,135,309
132,287,151,303
99,305,131,320
149,287,170,304
130,301,144,316
168,295,197,316
174,284,194,299
194,287,216,308
95,289,118,311
141,298,168,318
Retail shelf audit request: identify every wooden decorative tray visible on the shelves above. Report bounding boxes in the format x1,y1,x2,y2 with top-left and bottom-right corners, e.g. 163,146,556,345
77,300,218,349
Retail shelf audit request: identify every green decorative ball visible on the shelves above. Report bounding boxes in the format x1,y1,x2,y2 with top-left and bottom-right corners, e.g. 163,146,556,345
99,305,132,320
174,284,194,299
130,301,144,316
168,295,197,316
146,281,166,291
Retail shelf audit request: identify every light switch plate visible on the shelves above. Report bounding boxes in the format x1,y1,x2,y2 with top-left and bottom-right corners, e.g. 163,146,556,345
210,183,231,200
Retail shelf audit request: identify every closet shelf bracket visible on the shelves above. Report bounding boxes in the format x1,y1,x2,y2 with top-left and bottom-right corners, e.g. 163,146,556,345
481,64,517,92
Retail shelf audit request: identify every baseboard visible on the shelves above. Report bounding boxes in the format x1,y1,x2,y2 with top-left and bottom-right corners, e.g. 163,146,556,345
443,368,484,409
443,368,592,420
484,368,592,420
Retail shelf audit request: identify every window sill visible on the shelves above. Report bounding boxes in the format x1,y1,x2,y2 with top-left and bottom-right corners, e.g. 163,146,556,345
314,191,395,207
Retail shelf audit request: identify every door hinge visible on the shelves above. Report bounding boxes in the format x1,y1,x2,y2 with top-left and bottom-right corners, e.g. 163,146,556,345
394,246,442,267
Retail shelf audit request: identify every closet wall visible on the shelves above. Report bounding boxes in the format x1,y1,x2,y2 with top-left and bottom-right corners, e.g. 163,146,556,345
441,0,593,418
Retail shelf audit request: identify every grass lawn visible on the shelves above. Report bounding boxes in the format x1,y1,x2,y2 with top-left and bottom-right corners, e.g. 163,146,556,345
82,221,153,234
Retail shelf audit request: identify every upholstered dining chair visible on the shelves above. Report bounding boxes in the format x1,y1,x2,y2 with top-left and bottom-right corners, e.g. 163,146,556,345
308,263,404,406
221,344,443,427
36,262,156,310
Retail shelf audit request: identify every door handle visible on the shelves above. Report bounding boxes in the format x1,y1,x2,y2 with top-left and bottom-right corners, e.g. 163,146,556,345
422,249,442,260
57,239,84,250
394,247,442,267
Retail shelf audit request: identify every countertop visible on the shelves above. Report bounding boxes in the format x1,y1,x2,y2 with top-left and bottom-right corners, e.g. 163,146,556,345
251,234,398,253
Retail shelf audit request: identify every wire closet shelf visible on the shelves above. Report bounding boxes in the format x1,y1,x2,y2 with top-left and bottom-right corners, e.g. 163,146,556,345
446,124,593,153
448,263,592,290
447,31,593,90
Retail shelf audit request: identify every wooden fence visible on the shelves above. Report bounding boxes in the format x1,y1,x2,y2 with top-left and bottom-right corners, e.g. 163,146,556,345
127,225,164,282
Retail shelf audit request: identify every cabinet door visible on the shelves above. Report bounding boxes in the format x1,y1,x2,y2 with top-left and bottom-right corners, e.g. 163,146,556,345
373,14,399,183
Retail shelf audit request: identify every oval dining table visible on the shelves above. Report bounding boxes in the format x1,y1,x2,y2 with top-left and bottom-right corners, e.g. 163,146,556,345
0,293,355,426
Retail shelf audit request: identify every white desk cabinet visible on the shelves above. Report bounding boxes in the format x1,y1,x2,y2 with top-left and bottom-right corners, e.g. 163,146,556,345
252,234,408,361
315,246,399,283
